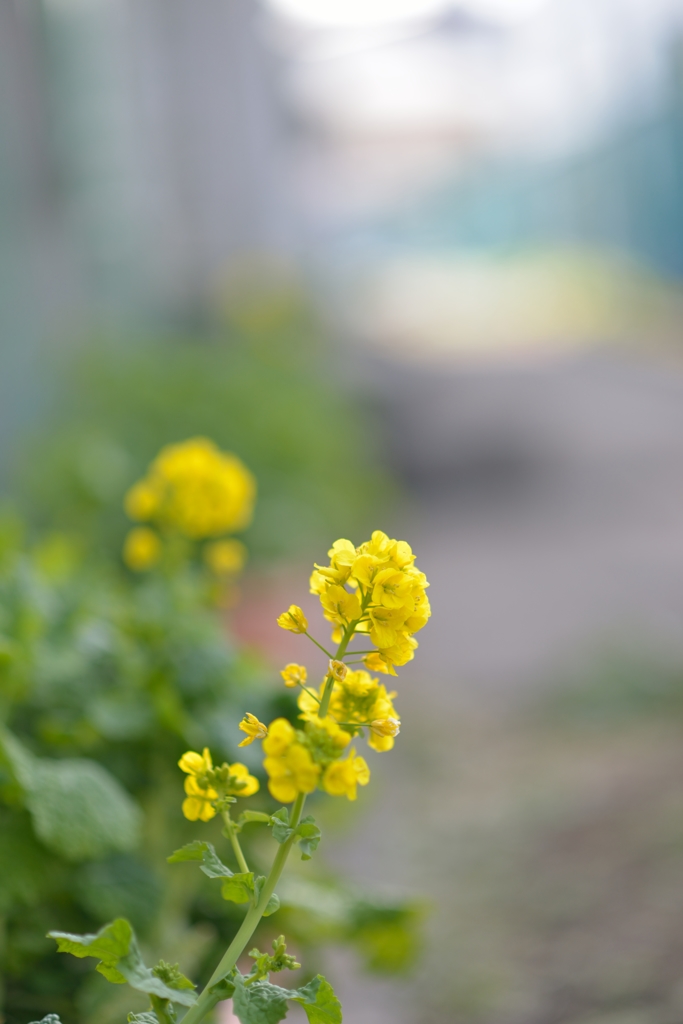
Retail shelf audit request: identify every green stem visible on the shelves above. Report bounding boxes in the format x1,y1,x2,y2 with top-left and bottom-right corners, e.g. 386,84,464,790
318,625,354,718
221,811,250,875
297,682,322,704
181,794,306,1024
304,632,334,659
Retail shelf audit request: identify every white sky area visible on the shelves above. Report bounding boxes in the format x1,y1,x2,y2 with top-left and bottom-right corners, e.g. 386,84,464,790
263,0,683,155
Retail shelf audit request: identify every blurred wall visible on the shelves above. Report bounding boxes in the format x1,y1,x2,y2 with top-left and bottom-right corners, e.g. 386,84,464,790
0,0,296,477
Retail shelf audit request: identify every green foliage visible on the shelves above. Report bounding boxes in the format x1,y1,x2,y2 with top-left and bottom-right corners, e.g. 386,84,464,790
0,729,141,861
247,936,301,983
15,289,385,562
221,872,257,904
269,808,321,860
276,876,423,974
233,809,271,833
168,841,232,879
49,918,196,1005
231,973,342,1024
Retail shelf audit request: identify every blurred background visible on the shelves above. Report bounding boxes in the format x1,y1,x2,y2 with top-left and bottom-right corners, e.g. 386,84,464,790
4,0,683,1022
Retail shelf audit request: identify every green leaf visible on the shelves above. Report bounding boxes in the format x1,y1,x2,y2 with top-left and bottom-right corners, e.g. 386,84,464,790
296,817,321,861
231,974,342,1024
263,893,280,917
168,840,232,879
208,975,236,1002
48,918,197,1006
1,730,141,861
234,810,271,833
232,976,289,1024
291,976,342,1024
127,1014,159,1024
49,916,133,968
269,807,292,844
221,871,255,904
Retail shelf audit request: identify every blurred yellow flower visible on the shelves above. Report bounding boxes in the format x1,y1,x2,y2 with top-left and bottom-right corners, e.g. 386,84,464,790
264,742,320,804
182,776,218,821
178,747,213,777
322,750,370,801
370,717,400,739
125,437,255,540
226,761,259,797
123,527,161,571
276,605,308,634
124,480,161,521
204,538,247,576
238,713,268,747
280,663,307,688
262,718,295,756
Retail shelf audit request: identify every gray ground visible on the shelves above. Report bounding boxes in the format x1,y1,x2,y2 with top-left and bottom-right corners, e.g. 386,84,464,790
326,347,683,1024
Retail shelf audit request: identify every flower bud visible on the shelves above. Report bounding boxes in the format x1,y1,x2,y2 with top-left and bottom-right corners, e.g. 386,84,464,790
280,663,307,688
369,717,400,739
238,712,268,747
328,659,348,683
276,605,308,633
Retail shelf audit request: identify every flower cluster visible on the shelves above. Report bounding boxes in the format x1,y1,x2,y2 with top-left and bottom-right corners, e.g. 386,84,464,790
123,437,255,572
173,532,427,822
310,531,430,673
178,746,259,821
298,669,400,752
261,716,370,803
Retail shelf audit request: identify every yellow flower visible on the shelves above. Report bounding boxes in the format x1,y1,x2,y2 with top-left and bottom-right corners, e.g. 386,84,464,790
124,480,161,521
377,632,418,668
123,527,161,571
238,713,268,747
262,718,295,756
363,651,397,676
178,747,214,777
204,538,247,576
319,585,361,627
276,605,308,634
264,742,320,803
281,663,307,688
369,717,401,752
322,750,370,801
125,438,255,540
182,775,218,821
226,762,259,797
367,605,406,650
328,659,347,683
371,567,415,611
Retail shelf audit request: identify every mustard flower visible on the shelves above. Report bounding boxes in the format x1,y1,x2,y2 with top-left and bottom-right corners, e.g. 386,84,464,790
322,750,370,801
238,713,268,747
262,718,296,757
328,659,347,683
310,531,430,671
178,747,214,778
124,480,161,521
204,538,247,576
264,743,320,804
363,651,397,676
123,526,161,571
125,437,255,540
276,605,308,634
225,762,260,797
280,663,307,688
182,775,218,821
370,717,400,738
